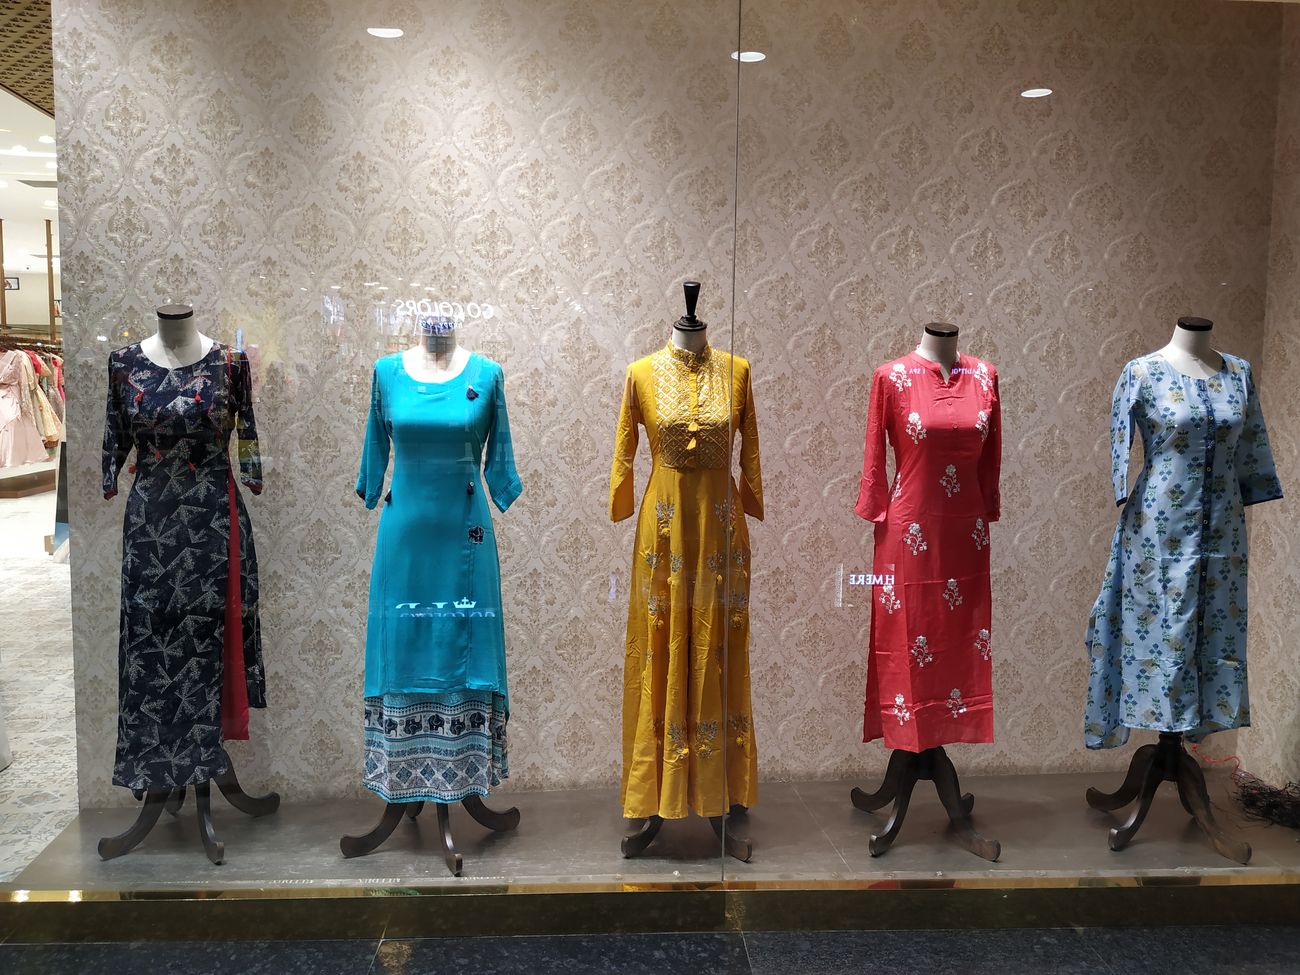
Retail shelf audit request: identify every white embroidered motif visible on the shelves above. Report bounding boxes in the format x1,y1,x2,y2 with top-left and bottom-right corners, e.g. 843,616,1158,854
888,363,911,391
892,693,913,724
940,464,960,497
976,409,990,442
942,578,963,610
906,411,927,444
971,518,989,551
972,362,992,393
904,522,927,555
947,688,968,717
910,635,933,667
878,582,901,614
976,628,991,662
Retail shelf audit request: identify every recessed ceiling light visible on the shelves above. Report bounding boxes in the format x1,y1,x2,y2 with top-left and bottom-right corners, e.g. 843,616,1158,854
38,135,54,144
367,27,403,38
1020,87,1053,98
731,51,766,63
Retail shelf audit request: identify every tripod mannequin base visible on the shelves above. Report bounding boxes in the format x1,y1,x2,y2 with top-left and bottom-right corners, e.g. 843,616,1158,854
339,794,521,876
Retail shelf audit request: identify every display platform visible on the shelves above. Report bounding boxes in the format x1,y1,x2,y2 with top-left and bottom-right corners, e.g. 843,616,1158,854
2,772,1297,942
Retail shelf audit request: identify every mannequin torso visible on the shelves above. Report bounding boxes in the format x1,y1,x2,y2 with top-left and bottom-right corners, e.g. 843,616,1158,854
913,323,960,381
140,305,214,369
1157,317,1224,379
403,322,470,383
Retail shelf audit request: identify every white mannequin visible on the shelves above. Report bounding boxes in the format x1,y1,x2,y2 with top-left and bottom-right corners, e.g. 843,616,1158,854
914,322,960,381
403,317,469,383
139,304,214,369
1157,317,1224,379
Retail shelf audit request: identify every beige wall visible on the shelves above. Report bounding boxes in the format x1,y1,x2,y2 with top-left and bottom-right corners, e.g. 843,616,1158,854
3,271,59,327
733,0,1285,780
55,0,1296,808
1245,6,1300,788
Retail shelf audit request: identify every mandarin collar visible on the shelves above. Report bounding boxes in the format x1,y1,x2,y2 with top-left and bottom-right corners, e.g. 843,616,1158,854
667,340,710,370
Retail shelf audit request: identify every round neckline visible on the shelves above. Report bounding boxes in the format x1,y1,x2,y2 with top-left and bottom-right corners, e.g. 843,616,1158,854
908,349,963,383
137,341,219,372
1155,350,1228,381
398,348,474,386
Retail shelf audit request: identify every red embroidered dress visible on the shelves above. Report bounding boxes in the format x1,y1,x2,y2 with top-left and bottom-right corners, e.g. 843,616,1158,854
854,351,1001,751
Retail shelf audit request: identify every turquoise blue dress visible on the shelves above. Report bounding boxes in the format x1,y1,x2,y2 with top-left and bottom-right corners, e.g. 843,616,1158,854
356,351,522,802
1085,352,1281,750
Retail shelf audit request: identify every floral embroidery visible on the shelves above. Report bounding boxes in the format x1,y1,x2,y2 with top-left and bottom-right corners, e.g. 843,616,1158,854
888,363,912,391
906,410,927,444
878,582,901,614
667,721,689,761
971,518,989,551
647,594,667,630
643,549,661,570
706,551,726,575
942,578,963,610
976,628,991,662
940,464,960,497
910,635,933,667
947,688,968,717
904,522,927,555
695,720,719,761
729,713,752,748
670,553,683,573
729,591,750,628
468,525,484,544
972,362,992,393
892,693,913,724
976,409,989,441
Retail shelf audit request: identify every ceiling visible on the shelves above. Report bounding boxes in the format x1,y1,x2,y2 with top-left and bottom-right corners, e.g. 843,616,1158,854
0,0,52,117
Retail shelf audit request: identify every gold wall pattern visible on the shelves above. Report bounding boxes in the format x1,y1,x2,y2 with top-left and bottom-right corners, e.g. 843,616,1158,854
54,0,1298,809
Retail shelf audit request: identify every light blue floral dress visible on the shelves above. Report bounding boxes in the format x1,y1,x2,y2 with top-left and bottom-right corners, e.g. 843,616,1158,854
1085,352,1282,749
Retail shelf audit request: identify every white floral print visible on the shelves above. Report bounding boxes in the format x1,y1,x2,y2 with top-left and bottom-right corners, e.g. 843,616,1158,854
971,517,989,551
940,464,960,497
942,578,963,610
878,582,901,614
910,634,933,667
906,410,927,444
976,409,989,441
972,362,992,393
888,363,911,391
947,688,968,717
892,693,913,724
976,628,991,662
904,522,927,555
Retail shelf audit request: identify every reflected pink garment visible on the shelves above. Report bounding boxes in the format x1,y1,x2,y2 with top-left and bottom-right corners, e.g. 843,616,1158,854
0,349,48,468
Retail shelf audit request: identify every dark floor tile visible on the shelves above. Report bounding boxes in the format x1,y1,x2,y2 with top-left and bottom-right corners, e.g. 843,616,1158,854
371,933,750,974
743,929,1114,975
0,939,380,975
1079,926,1300,974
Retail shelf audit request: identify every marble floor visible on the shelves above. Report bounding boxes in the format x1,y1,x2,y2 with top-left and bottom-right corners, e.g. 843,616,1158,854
0,488,78,884
2,926,1300,974
10,769,1300,891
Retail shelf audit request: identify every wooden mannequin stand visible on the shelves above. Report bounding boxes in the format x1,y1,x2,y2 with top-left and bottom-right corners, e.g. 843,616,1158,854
621,805,754,863
1085,731,1250,864
340,795,520,876
97,749,280,865
850,746,1001,861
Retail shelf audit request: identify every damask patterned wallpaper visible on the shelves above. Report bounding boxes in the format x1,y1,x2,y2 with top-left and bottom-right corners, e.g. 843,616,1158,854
1244,7,1300,788
53,0,1295,808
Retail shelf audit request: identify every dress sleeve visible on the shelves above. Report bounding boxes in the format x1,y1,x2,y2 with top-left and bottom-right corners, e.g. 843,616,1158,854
356,362,390,510
232,351,263,495
739,364,764,521
484,364,523,513
854,369,890,523
102,355,132,500
609,365,641,523
1236,361,1283,507
1110,361,1140,507
979,368,1002,522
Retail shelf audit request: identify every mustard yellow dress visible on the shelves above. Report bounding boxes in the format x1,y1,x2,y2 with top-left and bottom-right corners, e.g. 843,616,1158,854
610,341,763,820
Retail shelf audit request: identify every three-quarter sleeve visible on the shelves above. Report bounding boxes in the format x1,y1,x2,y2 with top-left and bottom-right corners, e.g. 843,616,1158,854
484,364,523,513
738,364,764,520
854,369,891,523
356,362,391,510
609,366,641,523
1236,360,1283,507
231,350,262,495
102,355,132,500
979,368,1002,522
1109,361,1140,507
